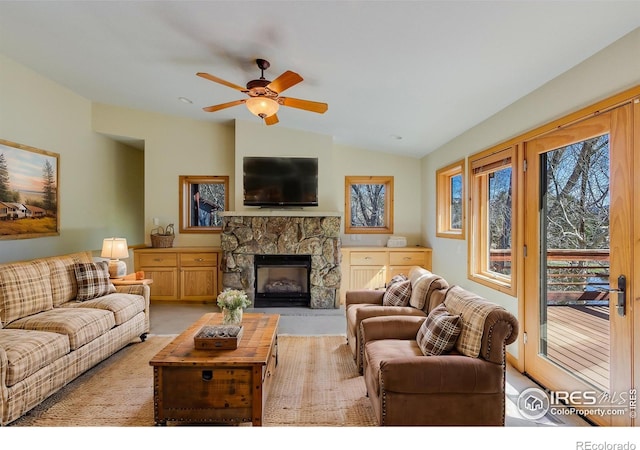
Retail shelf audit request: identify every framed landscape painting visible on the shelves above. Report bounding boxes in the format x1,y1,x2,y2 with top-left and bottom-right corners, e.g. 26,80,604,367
0,139,59,240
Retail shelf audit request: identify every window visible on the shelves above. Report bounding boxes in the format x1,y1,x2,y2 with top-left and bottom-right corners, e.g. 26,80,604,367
468,147,517,295
344,176,394,234
436,159,465,239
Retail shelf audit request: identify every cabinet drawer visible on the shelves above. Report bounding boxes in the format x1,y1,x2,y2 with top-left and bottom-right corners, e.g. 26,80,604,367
350,252,386,266
389,252,426,266
180,252,218,267
138,253,178,267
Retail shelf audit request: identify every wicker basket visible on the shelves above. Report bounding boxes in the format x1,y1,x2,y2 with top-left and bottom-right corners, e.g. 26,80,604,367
150,224,175,248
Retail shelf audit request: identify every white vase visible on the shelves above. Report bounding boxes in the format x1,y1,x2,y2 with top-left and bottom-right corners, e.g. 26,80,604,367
222,307,243,325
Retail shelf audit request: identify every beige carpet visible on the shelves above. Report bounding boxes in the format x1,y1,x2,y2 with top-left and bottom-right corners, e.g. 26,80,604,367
10,335,376,427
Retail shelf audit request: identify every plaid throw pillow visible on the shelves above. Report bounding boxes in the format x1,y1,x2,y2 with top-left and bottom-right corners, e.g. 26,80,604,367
416,303,462,356
383,279,412,306
444,285,497,358
387,274,407,288
73,261,116,301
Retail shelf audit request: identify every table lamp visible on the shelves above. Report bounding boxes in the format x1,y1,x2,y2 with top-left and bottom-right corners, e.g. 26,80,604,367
101,237,129,278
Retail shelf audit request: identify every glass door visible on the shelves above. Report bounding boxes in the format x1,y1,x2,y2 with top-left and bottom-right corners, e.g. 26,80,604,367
523,105,633,426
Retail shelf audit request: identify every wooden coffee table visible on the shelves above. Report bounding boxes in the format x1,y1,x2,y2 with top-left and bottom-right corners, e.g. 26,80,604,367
149,312,279,426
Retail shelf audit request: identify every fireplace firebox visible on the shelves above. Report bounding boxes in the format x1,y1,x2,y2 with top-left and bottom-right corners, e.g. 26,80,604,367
254,254,311,307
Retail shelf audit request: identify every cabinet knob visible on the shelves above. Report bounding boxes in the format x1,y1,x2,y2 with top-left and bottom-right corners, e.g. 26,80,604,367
153,258,161,262
196,258,204,262
403,257,411,261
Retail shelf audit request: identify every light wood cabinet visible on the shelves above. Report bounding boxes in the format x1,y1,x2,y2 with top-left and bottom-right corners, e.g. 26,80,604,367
134,247,221,302
340,247,432,304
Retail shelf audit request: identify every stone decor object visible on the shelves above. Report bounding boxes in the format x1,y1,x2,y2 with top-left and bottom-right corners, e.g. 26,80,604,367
220,214,341,308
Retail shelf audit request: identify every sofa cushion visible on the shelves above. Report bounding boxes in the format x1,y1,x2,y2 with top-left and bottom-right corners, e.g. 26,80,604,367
44,252,93,306
5,308,116,350
60,292,145,326
416,304,462,356
364,339,423,396
409,270,448,311
73,261,116,301
0,329,70,387
383,279,412,307
0,260,53,326
444,285,498,358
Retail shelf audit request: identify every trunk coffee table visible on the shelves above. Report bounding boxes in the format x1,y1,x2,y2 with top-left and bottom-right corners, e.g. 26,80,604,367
149,312,279,426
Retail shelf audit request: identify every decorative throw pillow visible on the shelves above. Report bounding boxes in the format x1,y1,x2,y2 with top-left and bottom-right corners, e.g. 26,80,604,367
444,285,496,358
382,279,412,307
74,261,116,301
387,274,407,288
416,303,462,356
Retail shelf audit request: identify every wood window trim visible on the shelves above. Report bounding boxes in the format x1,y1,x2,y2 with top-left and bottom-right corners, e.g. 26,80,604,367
467,146,518,296
344,176,394,234
436,159,465,239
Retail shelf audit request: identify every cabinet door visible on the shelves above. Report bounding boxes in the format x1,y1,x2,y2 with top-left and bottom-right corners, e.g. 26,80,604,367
349,266,386,290
143,267,178,300
181,267,217,301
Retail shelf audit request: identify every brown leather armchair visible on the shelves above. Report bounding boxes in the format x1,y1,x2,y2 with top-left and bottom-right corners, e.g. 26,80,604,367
345,267,449,373
360,287,519,426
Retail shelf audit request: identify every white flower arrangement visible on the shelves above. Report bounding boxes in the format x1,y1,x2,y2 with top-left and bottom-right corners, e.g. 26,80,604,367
217,289,251,310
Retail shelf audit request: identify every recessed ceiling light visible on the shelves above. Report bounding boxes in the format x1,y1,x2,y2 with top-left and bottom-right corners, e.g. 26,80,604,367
178,96,193,104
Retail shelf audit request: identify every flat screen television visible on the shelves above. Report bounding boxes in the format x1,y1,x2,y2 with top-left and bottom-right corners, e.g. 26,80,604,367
243,156,318,207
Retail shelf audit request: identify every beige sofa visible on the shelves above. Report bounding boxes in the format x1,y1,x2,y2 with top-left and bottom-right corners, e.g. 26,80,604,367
345,266,449,373
0,251,150,426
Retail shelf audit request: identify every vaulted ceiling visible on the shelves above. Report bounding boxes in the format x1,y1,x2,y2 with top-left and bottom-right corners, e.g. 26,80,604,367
1,1,639,157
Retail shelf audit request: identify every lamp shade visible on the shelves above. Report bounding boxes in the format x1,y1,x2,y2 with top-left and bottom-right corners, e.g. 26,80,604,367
101,238,129,278
101,238,129,259
245,97,279,118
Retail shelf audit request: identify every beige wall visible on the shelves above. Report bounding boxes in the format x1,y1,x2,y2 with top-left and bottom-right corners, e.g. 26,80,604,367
1,52,423,260
332,142,423,247
0,54,144,263
92,103,235,248
420,27,640,357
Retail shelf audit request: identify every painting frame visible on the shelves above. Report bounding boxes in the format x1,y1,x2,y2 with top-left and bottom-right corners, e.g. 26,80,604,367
0,139,60,240
179,175,229,233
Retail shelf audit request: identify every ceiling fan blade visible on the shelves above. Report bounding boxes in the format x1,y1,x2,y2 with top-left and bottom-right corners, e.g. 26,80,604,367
280,97,328,114
202,99,245,112
266,70,303,94
264,114,279,126
197,72,247,92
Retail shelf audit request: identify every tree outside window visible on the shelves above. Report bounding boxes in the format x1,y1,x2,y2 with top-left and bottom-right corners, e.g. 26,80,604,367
468,146,517,295
344,176,394,234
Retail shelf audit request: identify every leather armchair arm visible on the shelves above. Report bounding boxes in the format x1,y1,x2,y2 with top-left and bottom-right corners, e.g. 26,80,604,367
360,315,426,343
345,289,384,307
379,354,504,394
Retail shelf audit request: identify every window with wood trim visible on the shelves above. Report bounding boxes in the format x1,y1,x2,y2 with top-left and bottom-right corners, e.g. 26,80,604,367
344,176,394,234
468,146,517,295
436,159,465,239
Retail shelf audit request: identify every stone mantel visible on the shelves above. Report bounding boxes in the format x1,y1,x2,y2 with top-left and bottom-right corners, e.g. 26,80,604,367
220,213,342,309
221,210,341,218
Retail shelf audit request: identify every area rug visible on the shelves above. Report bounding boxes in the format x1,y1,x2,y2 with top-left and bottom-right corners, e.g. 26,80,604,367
9,335,377,427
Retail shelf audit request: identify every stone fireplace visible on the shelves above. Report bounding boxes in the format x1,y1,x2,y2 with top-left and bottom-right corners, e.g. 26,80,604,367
220,212,341,308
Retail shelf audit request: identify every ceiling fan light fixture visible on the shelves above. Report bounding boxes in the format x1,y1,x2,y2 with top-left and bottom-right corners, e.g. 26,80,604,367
245,96,279,119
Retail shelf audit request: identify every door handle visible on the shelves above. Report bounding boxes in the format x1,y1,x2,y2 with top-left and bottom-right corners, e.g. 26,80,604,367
610,275,626,317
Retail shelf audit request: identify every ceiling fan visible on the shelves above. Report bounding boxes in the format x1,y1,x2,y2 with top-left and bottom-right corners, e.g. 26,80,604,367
197,59,328,126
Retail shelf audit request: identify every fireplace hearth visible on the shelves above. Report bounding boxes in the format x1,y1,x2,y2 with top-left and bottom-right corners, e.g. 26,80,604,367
220,212,341,308
254,254,311,307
